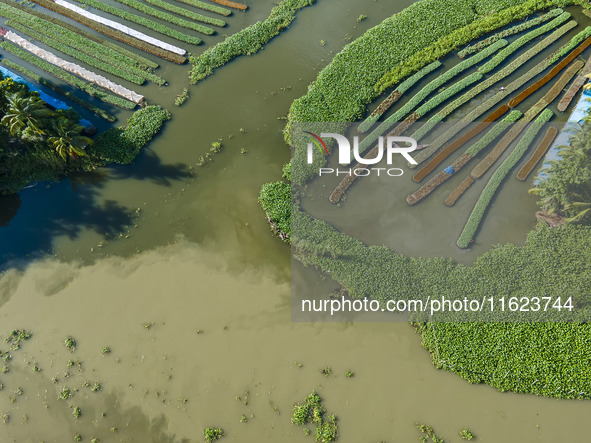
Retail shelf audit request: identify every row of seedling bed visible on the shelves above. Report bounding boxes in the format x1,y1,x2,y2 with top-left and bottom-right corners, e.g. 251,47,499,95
0,0,247,119
329,19,580,203
331,11,591,246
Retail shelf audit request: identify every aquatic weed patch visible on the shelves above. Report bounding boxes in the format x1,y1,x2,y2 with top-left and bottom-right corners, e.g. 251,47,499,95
189,0,316,84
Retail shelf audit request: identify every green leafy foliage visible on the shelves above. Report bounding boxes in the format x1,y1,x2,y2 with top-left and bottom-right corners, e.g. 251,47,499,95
357,60,442,133
530,114,591,223
477,12,571,74
458,7,563,57
175,88,190,106
139,0,226,28
291,391,338,442
189,0,316,83
203,427,224,442
416,72,483,117
76,0,202,45
8,22,146,85
460,428,475,440
29,0,186,62
1,60,116,122
140,0,226,27
549,25,591,63
457,109,553,247
258,181,291,242
0,0,158,69
90,106,171,164
175,0,231,16
0,41,137,109
113,0,215,35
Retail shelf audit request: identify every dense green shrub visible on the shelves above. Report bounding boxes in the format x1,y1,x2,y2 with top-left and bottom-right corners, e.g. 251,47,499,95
189,0,315,84
291,391,338,442
76,0,202,45
1,59,116,122
258,181,291,241
458,7,563,57
530,114,591,222
89,106,171,164
141,0,226,27
457,109,553,248
203,427,224,442
0,41,137,110
477,12,570,74
113,0,216,34
417,320,591,397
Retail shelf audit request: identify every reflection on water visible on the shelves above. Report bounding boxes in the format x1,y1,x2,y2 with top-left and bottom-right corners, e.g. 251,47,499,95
0,240,590,442
0,193,20,227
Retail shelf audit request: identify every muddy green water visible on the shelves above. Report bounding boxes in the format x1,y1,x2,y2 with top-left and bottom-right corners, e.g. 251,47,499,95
1,0,591,441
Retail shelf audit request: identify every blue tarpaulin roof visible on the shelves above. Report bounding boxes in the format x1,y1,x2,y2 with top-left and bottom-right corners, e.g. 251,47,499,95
0,65,92,128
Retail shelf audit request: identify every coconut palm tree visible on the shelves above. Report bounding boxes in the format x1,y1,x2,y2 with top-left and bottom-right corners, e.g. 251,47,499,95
530,115,591,223
47,117,93,162
0,92,52,138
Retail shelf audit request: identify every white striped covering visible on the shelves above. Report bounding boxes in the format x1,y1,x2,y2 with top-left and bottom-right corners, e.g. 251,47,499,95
55,0,186,56
4,30,144,103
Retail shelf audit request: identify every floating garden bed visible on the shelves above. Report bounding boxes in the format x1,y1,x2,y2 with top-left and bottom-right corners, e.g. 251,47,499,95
141,0,226,27
1,59,116,122
270,0,591,402
54,0,187,55
28,0,187,63
411,22,585,169
0,40,137,109
4,18,166,85
75,0,202,46
7,22,146,85
457,109,554,248
516,126,558,180
356,42,506,155
113,0,216,34
0,0,158,70
358,61,442,133
171,0,231,16
457,7,564,58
